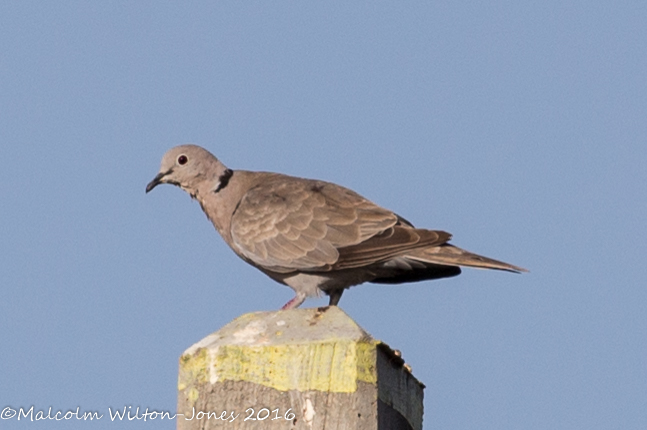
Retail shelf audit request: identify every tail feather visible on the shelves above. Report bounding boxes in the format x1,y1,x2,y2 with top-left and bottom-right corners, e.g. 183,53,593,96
408,244,528,273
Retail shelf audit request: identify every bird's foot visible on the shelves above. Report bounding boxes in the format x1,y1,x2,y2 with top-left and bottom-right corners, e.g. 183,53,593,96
281,293,306,310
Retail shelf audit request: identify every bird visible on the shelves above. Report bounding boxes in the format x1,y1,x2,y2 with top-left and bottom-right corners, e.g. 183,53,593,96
146,145,526,309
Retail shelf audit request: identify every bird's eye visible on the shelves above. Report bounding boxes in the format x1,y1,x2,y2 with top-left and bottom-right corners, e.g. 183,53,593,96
178,155,188,165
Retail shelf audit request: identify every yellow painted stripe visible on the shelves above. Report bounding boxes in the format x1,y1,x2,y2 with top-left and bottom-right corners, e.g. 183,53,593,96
179,340,378,393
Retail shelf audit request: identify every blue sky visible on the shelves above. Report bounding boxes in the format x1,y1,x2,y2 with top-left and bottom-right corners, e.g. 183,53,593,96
1,2,646,429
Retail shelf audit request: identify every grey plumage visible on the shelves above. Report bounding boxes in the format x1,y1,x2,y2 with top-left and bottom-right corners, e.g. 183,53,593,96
146,145,526,309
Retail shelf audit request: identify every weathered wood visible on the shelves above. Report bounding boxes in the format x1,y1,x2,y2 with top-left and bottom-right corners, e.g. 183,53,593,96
177,307,424,430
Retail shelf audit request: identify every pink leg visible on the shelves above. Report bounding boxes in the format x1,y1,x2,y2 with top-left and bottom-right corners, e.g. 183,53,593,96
281,293,306,310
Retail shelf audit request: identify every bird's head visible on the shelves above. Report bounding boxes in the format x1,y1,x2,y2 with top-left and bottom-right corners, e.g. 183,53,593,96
146,145,230,196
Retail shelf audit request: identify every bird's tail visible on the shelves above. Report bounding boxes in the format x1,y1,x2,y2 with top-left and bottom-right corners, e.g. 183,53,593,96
407,244,528,273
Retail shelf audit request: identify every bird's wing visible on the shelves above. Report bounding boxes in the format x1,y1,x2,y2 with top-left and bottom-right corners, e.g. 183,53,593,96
230,176,398,272
230,175,452,273
334,226,451,270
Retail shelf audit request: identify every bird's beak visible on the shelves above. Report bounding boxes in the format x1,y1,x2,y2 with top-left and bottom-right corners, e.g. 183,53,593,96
146,171,167,193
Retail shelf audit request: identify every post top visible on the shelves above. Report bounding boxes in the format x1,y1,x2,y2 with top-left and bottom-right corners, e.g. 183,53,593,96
184,306,373,355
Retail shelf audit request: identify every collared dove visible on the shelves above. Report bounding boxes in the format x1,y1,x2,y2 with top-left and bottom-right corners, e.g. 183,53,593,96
146,145,526,309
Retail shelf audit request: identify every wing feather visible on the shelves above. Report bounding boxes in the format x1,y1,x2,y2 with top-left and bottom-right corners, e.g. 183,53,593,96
230,175,398,271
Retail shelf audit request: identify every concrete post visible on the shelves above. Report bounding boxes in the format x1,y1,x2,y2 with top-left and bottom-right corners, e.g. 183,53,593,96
177,306,424,430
